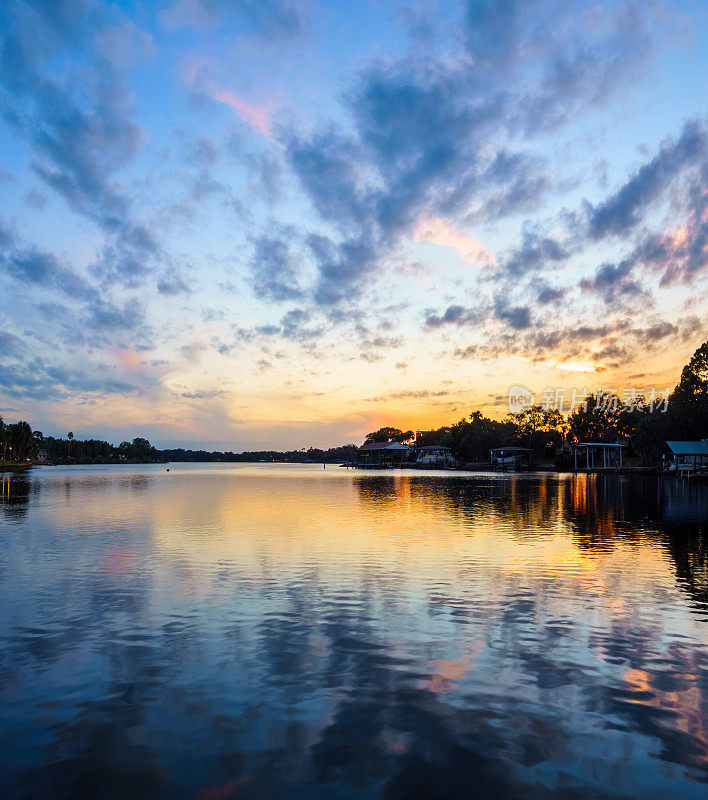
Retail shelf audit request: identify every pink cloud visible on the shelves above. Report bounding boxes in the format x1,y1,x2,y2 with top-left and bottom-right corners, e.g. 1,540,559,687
413,216,495,267
213,89,272,137
114,348,144,372
182,56,273,138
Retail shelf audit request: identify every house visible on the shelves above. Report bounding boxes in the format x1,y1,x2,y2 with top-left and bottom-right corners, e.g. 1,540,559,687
357,441,413,467
35,449,49,463
571,442,626,471
663,441,708,476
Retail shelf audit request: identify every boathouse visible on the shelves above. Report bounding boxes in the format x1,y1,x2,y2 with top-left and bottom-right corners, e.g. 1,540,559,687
415,446,457,468
490,447,531,470
663,441,708,476
572,442,626,471
357,441,413,467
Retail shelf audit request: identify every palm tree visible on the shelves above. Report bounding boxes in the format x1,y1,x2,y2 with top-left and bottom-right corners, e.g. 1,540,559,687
67,431,74,461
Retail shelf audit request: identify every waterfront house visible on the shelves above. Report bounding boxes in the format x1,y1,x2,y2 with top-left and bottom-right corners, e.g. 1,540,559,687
663,441,708,476
357,441,413,467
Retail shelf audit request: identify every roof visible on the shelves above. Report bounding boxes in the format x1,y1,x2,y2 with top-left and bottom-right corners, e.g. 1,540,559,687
572,442,627,448
358,441,412,451
490,447,531,453
665,440,708,456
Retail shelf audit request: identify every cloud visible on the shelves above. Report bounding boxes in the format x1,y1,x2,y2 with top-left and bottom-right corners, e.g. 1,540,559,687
160,0,307,38
579,260,646,303
374,389,451,401
537,286,567,304
24,190,48,209
182,57,273,138
425,299,531,333
494,302,532,330
425,304,485,328
413,216,495,266
0,218,14,248
307,232,378,306
629,175,708,286
277,1,658,305
280,308,323,342
0,330,24,357
114,348,144,372
178,388,228,400
452,345,478,359
360,336,402,350
0,0,157,285
157,269,192,296
587,120,707,240
1,243,98,303
0,357,135,401
87,298,145,330
250,230,303,301
501,230,568,277
634,321,679,342
284,127,371,232
248,150,284,205
213,89,273,138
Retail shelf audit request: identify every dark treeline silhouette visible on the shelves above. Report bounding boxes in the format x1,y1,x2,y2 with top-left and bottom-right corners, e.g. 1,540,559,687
2,424,360,465
0,417,34,463
159,445,359,463
27,434,164,464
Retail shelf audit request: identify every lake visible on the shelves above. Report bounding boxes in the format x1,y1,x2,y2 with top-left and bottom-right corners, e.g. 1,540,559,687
0,464,706,799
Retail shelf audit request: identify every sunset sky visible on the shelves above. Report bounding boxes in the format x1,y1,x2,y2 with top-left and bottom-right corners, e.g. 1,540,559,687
1,0,707,449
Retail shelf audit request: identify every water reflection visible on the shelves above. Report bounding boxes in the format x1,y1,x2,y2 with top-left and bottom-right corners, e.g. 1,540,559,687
0,466,706,799
0,474,33,519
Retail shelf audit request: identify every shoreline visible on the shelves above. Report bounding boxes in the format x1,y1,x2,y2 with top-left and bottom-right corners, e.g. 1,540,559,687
7,461,706,483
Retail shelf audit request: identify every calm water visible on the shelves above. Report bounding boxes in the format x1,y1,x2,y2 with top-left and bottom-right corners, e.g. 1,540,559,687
0,465,706,799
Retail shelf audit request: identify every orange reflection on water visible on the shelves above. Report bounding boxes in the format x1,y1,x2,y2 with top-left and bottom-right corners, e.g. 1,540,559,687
623,667,707,767
426,640,485,693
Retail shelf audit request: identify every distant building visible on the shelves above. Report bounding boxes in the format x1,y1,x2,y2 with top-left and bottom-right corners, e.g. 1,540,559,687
571,442,626,470
663,441,708,476
490,447,531,470
415,446,457,469
357,441,413,467
35,449,48,463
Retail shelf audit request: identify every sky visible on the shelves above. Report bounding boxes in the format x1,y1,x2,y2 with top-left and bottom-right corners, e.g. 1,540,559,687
0,0,707,450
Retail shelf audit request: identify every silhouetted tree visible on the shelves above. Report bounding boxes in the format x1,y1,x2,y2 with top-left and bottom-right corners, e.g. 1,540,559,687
364,427,414,444
669,340,708,438
568,392,623,442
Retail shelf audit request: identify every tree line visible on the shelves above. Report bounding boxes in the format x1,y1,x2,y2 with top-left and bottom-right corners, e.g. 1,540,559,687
0,423,360,465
